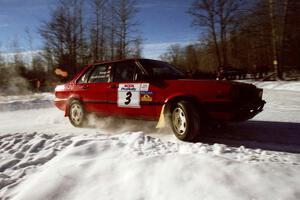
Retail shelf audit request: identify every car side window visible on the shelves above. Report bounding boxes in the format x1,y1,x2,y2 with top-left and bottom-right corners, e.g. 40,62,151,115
114,62,137,82
88,65,112,83
77,67,93,84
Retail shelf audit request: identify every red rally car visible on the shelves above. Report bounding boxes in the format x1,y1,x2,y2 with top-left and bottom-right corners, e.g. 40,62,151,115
54,58,265,141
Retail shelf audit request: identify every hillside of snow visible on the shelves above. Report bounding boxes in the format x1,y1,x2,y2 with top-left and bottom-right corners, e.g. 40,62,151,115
0,81,300,200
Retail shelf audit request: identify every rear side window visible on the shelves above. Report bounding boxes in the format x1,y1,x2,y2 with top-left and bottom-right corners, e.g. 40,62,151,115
88,65,112,83
139,59,185,79
114,62,137,82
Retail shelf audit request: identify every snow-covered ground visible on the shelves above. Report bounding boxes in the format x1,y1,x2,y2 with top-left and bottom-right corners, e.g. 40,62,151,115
1,81,300,200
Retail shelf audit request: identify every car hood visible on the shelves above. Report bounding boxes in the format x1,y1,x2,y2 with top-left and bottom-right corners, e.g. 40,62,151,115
160,79,259,100
168,79,257,89
165,79,235,88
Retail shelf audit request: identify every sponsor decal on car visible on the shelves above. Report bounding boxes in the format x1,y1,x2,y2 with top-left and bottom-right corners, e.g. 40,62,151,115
140,83,149,91
118,83,141,108
118,83,152,107
141,94,153,102
141,91,154,95
120,84,138,91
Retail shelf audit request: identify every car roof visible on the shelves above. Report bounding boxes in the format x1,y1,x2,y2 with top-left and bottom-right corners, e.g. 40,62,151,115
93,58,162,66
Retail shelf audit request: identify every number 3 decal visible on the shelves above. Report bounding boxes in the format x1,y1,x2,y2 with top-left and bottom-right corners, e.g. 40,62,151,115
118,83,149,108
118,83,141,108
125,91,132,105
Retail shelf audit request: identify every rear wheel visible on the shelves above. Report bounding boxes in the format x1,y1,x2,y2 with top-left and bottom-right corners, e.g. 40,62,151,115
68,100,85,127
170,101,201,141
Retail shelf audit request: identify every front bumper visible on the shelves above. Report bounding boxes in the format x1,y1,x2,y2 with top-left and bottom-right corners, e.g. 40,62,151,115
233,99,266,121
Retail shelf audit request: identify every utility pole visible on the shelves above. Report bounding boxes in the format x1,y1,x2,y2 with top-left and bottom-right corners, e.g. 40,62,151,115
269,0,280,80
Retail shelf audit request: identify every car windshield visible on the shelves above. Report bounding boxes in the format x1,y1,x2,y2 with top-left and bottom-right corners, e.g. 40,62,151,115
139,59,186,80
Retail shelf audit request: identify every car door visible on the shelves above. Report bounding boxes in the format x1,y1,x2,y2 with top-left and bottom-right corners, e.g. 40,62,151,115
75,64,113,115
107,61,157,119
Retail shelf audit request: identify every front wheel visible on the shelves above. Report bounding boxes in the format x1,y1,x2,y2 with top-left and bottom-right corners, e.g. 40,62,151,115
68,100,86,127
170,101,201,141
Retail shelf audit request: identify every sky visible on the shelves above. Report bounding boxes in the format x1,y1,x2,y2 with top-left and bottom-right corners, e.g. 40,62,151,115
0,0,199,59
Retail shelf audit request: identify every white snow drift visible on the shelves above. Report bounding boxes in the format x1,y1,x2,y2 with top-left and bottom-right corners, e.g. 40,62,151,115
0,81,300,200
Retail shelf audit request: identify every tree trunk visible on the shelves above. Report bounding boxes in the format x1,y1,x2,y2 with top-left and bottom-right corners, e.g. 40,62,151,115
269,0,280,79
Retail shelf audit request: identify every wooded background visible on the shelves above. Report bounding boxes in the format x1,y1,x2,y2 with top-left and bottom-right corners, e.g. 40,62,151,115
0,0,299,94
162,0,300,80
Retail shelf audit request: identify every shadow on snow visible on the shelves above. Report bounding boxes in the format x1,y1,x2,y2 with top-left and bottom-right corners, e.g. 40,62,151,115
85,115,300,154
200,120,300,154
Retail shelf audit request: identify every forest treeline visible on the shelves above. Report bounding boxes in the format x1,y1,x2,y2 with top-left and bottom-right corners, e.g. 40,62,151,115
0,0,300,94
0,0,141,94
40,0,142,76
161,0,300,80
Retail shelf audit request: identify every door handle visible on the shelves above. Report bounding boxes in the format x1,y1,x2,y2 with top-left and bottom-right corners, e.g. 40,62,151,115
109,85,118,89
81,85,89,89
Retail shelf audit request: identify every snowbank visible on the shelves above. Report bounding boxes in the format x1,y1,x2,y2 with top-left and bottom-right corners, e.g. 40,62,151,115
242,81,300,92
7,133,300,200
0,81,300,200
0,132,73,198
0,93,54,111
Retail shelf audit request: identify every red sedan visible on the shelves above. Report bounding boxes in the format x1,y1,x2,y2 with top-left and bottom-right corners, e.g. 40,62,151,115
54,59,265,141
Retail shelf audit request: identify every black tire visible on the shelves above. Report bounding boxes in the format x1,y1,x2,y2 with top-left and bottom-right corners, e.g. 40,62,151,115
68,100,86,127
170,101,201,141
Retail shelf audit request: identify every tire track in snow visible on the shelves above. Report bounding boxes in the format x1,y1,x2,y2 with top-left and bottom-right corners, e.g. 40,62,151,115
0,132,74,196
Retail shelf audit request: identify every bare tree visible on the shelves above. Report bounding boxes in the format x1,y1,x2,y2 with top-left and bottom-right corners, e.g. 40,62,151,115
131,36,143,58
189,0,246,67
160,44,184,67
38,0,142,79
90,0,109,62
282,0,300,70
39,0,87,76
113,0,140,59
108,0,117,59
159,0,300,79
184,44,200,71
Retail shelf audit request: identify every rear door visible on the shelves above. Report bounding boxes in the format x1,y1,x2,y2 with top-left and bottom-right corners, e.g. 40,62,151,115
107,61,157,119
